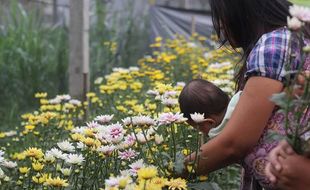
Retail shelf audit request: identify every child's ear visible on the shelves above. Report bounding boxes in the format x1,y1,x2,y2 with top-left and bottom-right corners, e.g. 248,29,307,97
204,118,216,128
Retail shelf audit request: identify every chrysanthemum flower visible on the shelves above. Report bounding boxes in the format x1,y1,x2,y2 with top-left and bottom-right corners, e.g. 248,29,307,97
45,176,69,187
118,149,137,161
32,162,44,171
166,178,187,190
57,140,75,152
190,113,205,123
137,167,158,180
25,147,44,159
95,114,114,124
65,153,84,165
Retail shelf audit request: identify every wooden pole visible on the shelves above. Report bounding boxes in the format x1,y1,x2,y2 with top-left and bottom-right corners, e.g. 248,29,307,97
69,0,90,101
53,0,58,24
191,15,196,35
184,0,190,9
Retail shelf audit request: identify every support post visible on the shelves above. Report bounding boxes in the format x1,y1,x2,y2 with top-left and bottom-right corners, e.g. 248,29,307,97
69,0,90,102
53,0,58,24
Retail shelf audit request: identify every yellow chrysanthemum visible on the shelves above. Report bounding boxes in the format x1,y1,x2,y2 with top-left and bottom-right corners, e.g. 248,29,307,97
25,147,44,159
45,176,69,187
35,92,48,98
32,162,44,171
137,167,158,180
19,167,30,174
166,178,187,190
32,173,50,184
151,177,167,188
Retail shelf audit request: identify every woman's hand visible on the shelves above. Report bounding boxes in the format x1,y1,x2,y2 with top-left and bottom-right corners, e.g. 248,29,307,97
265,140,294,183
265,140,310,190
290,71,310,97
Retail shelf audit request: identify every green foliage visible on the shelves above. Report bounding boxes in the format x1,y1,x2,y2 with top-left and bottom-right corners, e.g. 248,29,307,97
0,2,68,130
290,0,310,6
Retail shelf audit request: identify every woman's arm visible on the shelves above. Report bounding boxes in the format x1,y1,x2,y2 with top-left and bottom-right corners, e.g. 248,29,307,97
188,76,283,174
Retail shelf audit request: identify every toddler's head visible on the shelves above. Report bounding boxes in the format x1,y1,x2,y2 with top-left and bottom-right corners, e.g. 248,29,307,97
179,79,229,134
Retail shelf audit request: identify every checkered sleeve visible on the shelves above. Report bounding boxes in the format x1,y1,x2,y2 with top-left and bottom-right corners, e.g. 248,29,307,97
245,29,291,82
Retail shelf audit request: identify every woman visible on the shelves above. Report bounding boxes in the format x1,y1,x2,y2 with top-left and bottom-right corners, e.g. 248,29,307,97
185,0,310,189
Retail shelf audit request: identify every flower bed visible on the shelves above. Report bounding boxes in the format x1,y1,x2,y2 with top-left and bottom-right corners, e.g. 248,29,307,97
0,35,240,189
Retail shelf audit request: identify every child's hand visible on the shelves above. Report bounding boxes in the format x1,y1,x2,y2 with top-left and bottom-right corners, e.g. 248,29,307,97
265,140,295,183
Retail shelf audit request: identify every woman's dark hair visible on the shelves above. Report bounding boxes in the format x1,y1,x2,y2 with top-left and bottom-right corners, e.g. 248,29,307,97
179,79,230,122
210,0,292,90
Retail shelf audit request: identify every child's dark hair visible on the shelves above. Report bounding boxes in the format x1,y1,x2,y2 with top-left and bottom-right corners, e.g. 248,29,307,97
178,79,230,122
210,0,292,90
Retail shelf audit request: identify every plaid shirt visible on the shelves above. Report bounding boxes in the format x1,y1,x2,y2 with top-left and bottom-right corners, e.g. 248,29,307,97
245,27,296,82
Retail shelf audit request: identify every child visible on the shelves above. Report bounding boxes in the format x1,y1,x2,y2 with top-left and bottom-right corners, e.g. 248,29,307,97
178,78,241,138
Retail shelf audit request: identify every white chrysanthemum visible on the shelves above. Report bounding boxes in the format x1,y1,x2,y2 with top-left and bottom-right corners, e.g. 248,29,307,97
71,126,86,134
122,117,132,126
65,154,84,165
163,90,177,98
57,140,75,152
105,176,119,187
47,148,66,160
157,112,187,125
210,79,231,86
76,142,87,150
287,16,304,30
176,82,186,87
44,152,56,162
124,134,136,147
289,5,310,23
69,99,81,106
0,168,5,179
147,127,156,136
112,67,129,73
97,145,116,155
208,61,231,69
57,94,71,101
155,134,164,145
49,97,61,104
94,77,103,84
106,123,125,143
131,115,156,126
4,131,17,137
1,160,17,168
146,90,159,96
129,159,145,176
161,98,178,106
190,112,206,123
118,149,137,161
0,151,4,164
86,121,100,128
60,168,71,176
227,69,235,75
95,114,114,124
129,66,139,71
135,133,150,144
120,169,132,177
